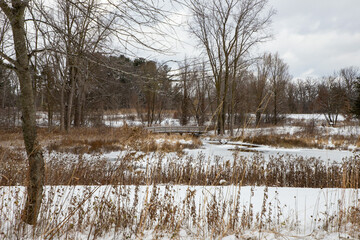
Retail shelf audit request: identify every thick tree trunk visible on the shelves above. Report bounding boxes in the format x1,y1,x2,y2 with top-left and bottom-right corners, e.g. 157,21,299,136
5,1,45,225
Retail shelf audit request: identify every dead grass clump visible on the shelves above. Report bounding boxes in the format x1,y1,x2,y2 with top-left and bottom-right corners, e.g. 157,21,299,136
40,126,202,154
47,139,121,154
299,119,318,135
238,132,360,150
46,157,114,185
158,140,202,153
0,147,27,186
241,135,318,149
0,128,23,148
130,134,202,154
348,207,360,228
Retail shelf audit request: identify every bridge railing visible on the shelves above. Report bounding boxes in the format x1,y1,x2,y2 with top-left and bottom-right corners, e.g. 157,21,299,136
145,126,206,134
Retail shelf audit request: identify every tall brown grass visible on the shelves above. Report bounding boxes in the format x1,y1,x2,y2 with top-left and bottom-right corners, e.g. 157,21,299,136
1,146,360,188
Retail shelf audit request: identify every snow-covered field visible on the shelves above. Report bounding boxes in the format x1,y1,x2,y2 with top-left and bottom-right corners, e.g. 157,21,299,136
4,137,353,239
2,113,360,239
1,185,359,239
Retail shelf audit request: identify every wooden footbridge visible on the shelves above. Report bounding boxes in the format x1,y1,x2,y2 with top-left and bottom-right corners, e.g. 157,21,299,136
145,126,206,135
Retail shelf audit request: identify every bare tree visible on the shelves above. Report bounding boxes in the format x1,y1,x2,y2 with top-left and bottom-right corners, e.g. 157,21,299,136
0,0,44,225
252,53,271,125
179,58,191,125
33,0,116,130
286,81,298,113
339,66,359,115
191,60,211,126
295,78,318,114
32,0,175,130
316,75,347,126
188,0,274,135
268,53,290,125
0,66,18,127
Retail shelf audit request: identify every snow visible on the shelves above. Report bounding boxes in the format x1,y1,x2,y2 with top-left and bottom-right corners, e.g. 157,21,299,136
238,125,360,138
104,119,144,127
0,185,358,239
286,113,345,121
103,114,181,127
184,140,354,164
9,113,360,238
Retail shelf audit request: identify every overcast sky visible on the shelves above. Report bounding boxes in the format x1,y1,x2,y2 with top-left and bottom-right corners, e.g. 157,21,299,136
147,0,360,79
261,0,360,79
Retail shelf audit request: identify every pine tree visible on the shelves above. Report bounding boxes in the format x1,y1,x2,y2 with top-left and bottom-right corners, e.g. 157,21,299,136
351,78,360,119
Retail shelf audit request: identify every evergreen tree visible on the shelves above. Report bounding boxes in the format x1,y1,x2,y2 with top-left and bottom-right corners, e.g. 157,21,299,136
351,78,360,119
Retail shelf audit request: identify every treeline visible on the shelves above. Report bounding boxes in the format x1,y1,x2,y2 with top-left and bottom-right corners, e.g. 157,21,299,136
175,56,359,128
0,0,359,132
0,0,173,130
0,55,175,128
1,52,359,130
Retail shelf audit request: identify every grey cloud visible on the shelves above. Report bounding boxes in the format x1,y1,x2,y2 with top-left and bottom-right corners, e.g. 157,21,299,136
263,0,360,78
271,0,360,34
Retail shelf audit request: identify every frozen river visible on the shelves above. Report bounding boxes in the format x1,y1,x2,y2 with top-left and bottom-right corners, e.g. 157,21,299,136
184,140,355,163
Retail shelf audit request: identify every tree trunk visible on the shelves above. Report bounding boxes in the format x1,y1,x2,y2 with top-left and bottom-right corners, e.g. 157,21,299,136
65,65,76,131
3,1,45,225
2,78,5,108
274,90,277,125
74,89,81,127
230,78,236,137
60,82,65,131
181,68,189,126
216,82,223,135
255,111,261,126
199,69,206,126
221,58,230,136
47,101,52,129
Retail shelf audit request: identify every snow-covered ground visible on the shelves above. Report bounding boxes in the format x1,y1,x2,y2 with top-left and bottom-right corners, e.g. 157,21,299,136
238,125,360,137
286,113,345,122
0,185,358,239
3,112,358,239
